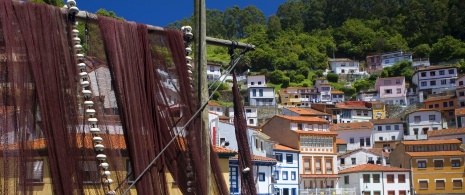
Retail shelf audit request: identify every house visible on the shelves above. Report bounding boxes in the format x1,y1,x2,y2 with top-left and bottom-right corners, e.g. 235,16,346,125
278,87,320,107
247,75,276,106
338,164,410,195
455,108,465,128
261,115,339,192
315,79,332,103
330,122,374,151
336,138,348,154
411,65,458,95
370,118,404,149
227,106,258,126
427,128,465,143
389,139,465,195
357,90,380,102
328,58,361,74
366,54,383,74
207,63,222,81
371,101,386,119
412,58,431,68
423,94,457,126
334,101,374,123
273,144,300,195
338,148,390,170
404,109,446,140
282,107,332,123
208,101,224,116
380,51,412,68
331,90,345,103
374,77,407,105
455,74,465,107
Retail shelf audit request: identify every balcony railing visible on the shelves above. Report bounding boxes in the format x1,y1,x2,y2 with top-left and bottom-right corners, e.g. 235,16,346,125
299,188,356,195
404,134,427,140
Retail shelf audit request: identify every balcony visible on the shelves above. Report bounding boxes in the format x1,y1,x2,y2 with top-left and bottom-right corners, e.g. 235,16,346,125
404,134,427,140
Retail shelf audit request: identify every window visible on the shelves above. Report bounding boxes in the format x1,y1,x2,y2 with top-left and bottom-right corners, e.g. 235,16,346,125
360,137,365,147
434,159,444,168
435,103,439,108
363,174,370,183
81,161,100,183
258,81,262,85
430,71,436,76
259,89,263,97
453,179,462,189
249,119,254,124
418,160,427,168
258,172,265,181
341,158,345,165
397,88,401,94
363,192,371,195
461,81,465,86
315,159,321,173
245,109,251,113
399,190,407,195
429,104,433,108
274,171,279,180
373,174,380,183
398,174,405,183
391,135,396,140
366,137,371,146
429,115,435,121
451,159,461,167
439,70,445,75
394,125,400,130
344,175,349,184
230,166,238,193
276,153,283,162
441,79,447,85
388,191,395,195
303,158,311,174
449,69,455,74
385,89,392,94
350,137,354,144
449,101,454,107
26,160,44,183
386,125,391,131
351,158,356,165
378,126,382,131
436,180,445,189
430,80,436,86
419,180,428,189
385,59,389,63
252,89,256,97
286,154,293,164
387,174,394,183
283,171,288,180
421,72,426,77
291,171,296,180
127,160,135,183
414,116,421,123
421,81,427,86
326,159,333,174
379,137,383,141
443,102,448,107
396,79,401,84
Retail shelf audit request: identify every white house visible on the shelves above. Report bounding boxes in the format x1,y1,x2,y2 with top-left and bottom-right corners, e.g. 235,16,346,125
331,90,345,103
455,75,465,107
370,118,404,143
248,87,276,106
315,79,332,103
381,51,412,68
208,101,224,116
427,127,465,143
412,66,458,94
357,91,380,102
273,144,300,195
228,106,258,126
335,101,373,123
338,164,411,195
247,75,267,88
405,109,447,140
338,148,389,170
330,122,374,150
207,63,221,81
329,58,361,74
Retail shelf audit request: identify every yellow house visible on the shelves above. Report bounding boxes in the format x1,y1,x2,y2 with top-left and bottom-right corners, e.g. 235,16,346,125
0,135,236,195
370,101,386,119
389,139,465,194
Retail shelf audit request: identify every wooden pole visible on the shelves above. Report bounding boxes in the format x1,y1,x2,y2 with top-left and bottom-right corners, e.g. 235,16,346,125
194,0,211,194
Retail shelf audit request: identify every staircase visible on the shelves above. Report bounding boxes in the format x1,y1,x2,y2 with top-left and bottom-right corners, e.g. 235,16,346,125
389,102,424,119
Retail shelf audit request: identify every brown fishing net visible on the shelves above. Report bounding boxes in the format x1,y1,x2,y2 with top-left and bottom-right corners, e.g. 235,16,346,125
0,0,228,194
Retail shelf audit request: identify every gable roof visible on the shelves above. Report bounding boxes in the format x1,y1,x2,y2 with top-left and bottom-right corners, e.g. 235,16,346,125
336,138,347,145
208,101,222,107
329,122,373,131
401,139,461,145
285,107,331,116
369,118,402,125
427,127,465,137
336,101,371,109
415,65,457,72
274,144,299,152
331,90,344,94
339,164,409,174
231,154,277,162
338,148,389,158
424,94,456,102
275,115,329,123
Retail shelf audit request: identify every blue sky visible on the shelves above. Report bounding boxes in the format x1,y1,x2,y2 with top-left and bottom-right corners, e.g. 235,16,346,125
76,0,287,27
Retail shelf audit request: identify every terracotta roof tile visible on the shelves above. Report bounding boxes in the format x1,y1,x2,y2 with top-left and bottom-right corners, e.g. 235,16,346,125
231,154,277,162
273,144,299,152
401,139,461,145
219,115,229,120
406,151,465,157
455,108,465,116
336,138,347,144
331,90,344,94
208,101,222,107
424,94,456,102
329,122,373,131
369,118,402,125
285,107,331,116
339,164,409,174
416,65,457,72
247,75,265,78
366,148,390,156
292,130,337,135
427,127,465,137
276,115,329,123
336,101,370,109
300,174,340,178
212,146,237,154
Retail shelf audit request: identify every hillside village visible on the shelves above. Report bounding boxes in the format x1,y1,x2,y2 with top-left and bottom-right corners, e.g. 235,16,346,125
208,50,465,195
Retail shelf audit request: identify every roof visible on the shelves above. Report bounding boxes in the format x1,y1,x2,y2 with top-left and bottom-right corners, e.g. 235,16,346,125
285,107,331,116
366,148,390,157
300,174,340,178
247,75,265,78
331,90,344,94
424,94,456,102
336,101,370,109
339,164,409,174
231,154,277,162
427,127,465,137
329,58,357,62
415,65,457,72
401,139,462,145
292,130,337,135
336,138,347,144
407,108,440,115
329,122,373,131
207,63,221,67
212,146,237,154
275,115,329,123
273,144,299,152
369,118,402,125
208,101,222,107
455,108,465,116
406,151,465,157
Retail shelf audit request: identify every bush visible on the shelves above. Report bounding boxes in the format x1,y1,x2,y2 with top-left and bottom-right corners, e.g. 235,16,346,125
326,73,339,82
281,77,290,88
212,91,220,100
294,74,306,83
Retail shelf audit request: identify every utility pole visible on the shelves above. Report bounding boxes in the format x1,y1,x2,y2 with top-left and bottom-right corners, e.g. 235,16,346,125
194,0,211,194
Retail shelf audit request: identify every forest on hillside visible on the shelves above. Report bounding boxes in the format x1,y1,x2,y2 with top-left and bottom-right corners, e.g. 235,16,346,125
168,0,465,73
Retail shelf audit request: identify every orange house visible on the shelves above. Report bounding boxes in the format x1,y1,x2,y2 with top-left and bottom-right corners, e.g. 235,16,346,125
424,95,457,125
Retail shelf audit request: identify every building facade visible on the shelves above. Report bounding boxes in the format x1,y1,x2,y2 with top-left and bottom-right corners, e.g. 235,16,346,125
330,122,374,151
329,58,361,74
412,66,458,95
424,94,457,126
207,63,222,81
375,77,407,105
334,101,374,123
405,109,446,140
273,144,300,195
370,118,404,148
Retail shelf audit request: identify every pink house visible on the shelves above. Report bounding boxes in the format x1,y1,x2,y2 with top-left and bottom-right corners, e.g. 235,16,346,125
375,77,407,105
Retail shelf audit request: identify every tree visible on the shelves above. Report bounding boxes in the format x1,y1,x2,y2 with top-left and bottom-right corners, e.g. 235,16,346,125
268,70,285,84
96,9,125,20
326,73,338,82
412,44,431,58
276,0,305,32
281,77,290,88
29,0,64,6
353,79,372,92
430,36,465,63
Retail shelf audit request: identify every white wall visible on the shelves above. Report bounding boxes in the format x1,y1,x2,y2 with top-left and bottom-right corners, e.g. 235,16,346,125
247,75,266,88
274,150,300,194
407,111,444,137
207,64,221,80
338,151,381,170
372,123,404,142
336,130,373,150
209,105,224,116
